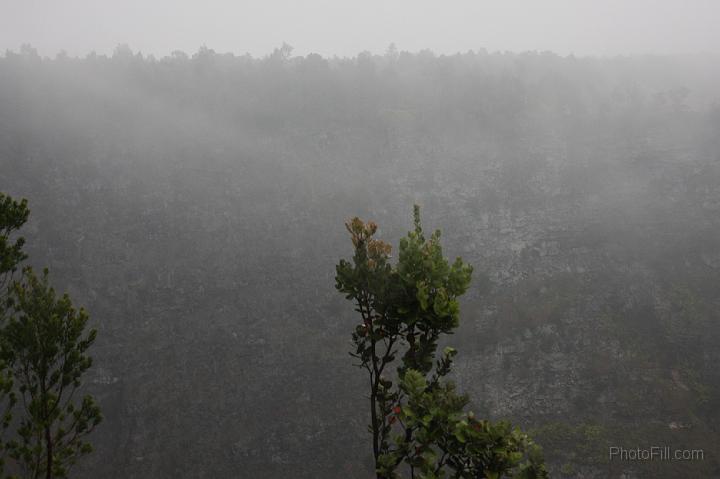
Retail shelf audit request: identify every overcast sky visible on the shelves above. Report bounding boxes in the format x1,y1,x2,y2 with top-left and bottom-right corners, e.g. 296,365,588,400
1,0,719,58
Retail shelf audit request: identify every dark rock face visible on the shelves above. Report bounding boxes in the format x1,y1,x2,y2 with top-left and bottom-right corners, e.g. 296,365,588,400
2,50,720,477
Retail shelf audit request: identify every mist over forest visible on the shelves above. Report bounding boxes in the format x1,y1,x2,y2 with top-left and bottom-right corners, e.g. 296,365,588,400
2,43,720,477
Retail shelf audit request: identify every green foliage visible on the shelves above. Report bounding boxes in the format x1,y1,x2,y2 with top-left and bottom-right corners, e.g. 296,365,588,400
388,369,546,479
0,193,28,475
2,268,101,479
0,192,101,478
336,206,547,478
0,193,29,275
0,193,29,303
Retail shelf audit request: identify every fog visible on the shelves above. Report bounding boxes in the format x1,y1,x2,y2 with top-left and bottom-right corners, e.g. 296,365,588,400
2,0,720,58
2,2,720,479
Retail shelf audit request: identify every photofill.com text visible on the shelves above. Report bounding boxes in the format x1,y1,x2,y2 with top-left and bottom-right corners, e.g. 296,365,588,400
609,446,704,461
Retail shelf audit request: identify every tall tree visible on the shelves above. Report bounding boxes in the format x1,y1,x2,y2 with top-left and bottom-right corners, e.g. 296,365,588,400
336,206,547,478
0,192,29,475
0,192,101,479
3,268,102,479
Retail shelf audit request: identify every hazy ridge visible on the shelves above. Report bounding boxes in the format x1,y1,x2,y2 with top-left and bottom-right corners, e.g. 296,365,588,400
2,46,720,477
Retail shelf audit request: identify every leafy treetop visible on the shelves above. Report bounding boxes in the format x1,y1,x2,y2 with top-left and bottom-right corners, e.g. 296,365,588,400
336,206,547,478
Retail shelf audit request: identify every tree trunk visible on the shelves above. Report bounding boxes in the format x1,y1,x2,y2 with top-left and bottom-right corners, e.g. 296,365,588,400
45,425,52,479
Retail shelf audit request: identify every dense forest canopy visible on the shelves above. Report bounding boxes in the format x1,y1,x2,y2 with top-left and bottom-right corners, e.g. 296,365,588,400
2,45,720,477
